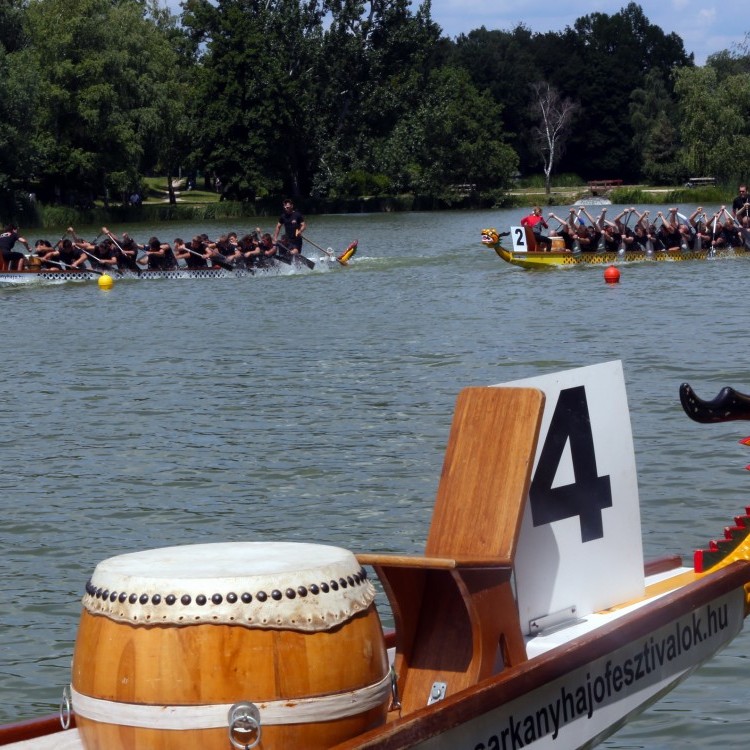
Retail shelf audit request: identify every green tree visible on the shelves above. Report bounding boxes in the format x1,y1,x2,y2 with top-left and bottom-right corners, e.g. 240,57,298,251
312,0,442,197
550,3,691,179
0,1,39,217
380,67,518,195
25,0,183,205
141,1,193,205
0,0,26,52
674,65,750,184
185,0,326,199
629,71,681,184
450,26,541,171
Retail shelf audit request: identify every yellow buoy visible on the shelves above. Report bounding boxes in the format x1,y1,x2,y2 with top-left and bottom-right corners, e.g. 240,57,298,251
98,274,114,290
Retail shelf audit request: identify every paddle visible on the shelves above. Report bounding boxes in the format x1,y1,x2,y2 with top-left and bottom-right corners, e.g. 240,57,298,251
102,227,142,275
710,212,719,256
75,245,120,273
33,255,107,276
299,234,346,265
275,240,315,270
191,245,235,271
616,208,633,254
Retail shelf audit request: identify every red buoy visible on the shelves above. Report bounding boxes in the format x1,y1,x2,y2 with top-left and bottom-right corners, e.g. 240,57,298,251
604,265,620,284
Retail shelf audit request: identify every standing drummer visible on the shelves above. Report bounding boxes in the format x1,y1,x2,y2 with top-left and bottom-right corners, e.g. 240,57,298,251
0,223,30,270
273,199,306,255
520,206,552,251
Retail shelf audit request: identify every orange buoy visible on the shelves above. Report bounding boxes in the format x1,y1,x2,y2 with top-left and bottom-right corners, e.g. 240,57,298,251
604,265,620,284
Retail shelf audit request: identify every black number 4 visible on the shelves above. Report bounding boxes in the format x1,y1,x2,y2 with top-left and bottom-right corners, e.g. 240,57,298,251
529,386,612,542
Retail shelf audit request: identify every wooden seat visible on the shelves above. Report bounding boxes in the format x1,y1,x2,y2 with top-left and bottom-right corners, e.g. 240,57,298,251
359,386,544,713
522,225,538,252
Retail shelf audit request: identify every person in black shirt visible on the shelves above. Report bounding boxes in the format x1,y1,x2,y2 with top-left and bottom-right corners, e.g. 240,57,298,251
0,224,30,270
732,185,749,217
273,199,306,254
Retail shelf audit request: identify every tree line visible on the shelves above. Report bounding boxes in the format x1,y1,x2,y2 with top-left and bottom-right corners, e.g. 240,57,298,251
1,0,749,218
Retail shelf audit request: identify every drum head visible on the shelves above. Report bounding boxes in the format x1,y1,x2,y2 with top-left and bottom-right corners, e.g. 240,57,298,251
83,542,374,631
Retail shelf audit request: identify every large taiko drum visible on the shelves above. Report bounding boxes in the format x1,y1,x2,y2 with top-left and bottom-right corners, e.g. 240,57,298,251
71,542,389,749
550,236,566,252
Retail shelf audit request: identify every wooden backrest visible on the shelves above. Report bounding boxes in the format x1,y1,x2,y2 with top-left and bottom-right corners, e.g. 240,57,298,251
522,225,538,252
424,386,545,564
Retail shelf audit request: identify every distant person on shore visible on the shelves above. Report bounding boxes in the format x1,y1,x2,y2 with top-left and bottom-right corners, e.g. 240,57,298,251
520,205,552,251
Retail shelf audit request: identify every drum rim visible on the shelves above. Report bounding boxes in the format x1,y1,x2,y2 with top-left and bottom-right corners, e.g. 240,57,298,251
82,542,376,631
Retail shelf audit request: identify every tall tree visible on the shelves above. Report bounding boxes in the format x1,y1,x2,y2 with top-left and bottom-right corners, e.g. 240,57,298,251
450,26,541,170
530,82,578,196
550,3,691,179
379,66,518,194
312,0,442,197
185,0,326,199
0,1,39,216
25,0,184,205
629,71,681,184
674,65,750,184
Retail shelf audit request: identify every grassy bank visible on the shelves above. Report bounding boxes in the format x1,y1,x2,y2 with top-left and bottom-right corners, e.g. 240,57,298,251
7,178,735,229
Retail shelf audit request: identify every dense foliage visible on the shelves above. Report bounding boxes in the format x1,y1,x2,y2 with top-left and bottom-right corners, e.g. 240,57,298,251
1,0,748,214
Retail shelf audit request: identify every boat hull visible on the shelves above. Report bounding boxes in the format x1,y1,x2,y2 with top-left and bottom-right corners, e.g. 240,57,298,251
3,566,746,750
493,244,746,269
336,564,750,749
0,259,338,285
481,229,749,269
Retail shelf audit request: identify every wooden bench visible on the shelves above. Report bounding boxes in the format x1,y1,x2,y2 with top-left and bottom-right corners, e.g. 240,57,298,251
588,179,622,194
359,386,545,713
685,177,716,188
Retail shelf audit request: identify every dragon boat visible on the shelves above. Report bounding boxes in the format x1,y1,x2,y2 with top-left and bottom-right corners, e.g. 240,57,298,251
0,241,359,286
481,226,749,269
3,361,750,749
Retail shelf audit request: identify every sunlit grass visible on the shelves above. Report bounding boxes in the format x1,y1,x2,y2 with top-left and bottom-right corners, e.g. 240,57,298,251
142,176,221,205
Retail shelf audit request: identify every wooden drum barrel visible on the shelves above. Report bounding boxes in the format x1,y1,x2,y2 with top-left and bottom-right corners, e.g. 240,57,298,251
551,236,566,251
71,542,389,749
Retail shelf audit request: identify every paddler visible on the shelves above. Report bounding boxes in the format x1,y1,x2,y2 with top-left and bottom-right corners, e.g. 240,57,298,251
0,223,30,270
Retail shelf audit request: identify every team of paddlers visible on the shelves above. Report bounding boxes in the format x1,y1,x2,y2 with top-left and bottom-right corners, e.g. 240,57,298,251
0,198,323,273
521,203,750,253
0,225,313,275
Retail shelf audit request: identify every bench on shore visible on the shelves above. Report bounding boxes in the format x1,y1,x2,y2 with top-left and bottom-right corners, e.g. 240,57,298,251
684,177,716,188
588,179,622,194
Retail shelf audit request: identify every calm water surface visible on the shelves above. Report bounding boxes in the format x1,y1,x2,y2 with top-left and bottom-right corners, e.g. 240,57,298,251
1,206,749,747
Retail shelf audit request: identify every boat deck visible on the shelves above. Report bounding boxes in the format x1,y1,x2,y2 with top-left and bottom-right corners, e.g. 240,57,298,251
7,730,81,749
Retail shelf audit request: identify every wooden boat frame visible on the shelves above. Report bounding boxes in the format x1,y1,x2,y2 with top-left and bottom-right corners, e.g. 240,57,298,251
3,369,750,749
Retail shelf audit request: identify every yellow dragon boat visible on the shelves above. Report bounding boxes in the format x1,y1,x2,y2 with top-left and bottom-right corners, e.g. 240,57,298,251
481,226,749,269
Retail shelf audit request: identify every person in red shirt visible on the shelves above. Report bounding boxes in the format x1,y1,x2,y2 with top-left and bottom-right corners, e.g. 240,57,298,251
520,206,552,251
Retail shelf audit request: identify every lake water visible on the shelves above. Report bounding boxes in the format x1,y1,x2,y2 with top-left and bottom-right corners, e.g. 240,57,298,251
1,205,749,747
